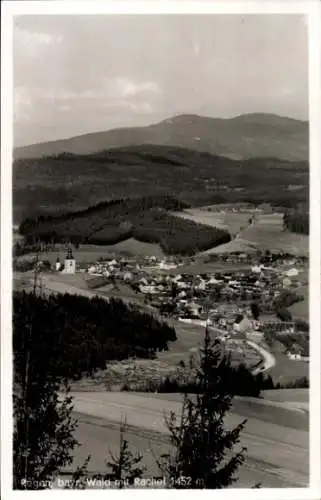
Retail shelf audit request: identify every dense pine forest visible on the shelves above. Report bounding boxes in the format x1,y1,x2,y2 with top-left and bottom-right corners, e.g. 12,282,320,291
283,211,309,235
13,291,177,382
18,195,231,255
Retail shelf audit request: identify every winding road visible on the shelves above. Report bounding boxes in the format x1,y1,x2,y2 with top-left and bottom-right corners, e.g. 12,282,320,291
248,340,276,375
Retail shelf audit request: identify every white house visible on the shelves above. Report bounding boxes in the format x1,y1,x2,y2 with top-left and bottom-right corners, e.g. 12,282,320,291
287,352,302,360
285,268,299,277
282,277,292,288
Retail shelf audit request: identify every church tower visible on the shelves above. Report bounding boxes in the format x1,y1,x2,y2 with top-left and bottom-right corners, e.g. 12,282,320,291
62,246,76,274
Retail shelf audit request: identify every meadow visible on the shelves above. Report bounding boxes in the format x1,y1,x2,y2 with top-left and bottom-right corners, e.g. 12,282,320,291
192,212,309,256
289,285,309,319
173,209,251,237
268,353,309,385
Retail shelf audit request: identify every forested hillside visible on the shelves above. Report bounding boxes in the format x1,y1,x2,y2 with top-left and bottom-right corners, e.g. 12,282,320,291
13,145,309,222
18,195,231,256
13,291,177,381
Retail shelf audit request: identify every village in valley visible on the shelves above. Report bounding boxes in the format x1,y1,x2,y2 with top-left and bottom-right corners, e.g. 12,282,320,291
14,205,310,384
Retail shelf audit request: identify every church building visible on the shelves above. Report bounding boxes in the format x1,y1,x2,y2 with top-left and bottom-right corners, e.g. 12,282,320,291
61,247,76,274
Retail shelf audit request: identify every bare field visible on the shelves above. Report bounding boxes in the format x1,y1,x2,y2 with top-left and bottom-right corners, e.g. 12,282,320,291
238,215,308,254
173,209,249,236
68,391,309,488
199,213,308,256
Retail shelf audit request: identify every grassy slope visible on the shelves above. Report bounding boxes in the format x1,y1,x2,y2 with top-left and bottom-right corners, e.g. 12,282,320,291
289,285,309,319
197,213,308,256
174,209,251,236
15,241,166,265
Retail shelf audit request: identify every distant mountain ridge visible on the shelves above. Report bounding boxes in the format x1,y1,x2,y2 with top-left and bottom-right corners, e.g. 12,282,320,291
14,113,308,161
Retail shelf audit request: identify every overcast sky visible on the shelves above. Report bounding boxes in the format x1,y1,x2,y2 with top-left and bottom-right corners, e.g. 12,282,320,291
13,14,308,147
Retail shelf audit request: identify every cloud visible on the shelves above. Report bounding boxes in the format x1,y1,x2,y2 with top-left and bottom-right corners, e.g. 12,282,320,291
115,78,161,97
14,86,33,122
14,27,63,59
106,100,154,114
31,78,160,103
13,15,308,146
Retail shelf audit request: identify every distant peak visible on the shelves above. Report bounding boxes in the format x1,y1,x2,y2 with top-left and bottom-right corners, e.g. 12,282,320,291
231,112,306,125
160,114,206,124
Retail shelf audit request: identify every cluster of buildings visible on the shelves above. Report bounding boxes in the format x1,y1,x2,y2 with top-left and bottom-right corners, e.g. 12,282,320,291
83,255,182,279
202,203,277,214
80,254,306,339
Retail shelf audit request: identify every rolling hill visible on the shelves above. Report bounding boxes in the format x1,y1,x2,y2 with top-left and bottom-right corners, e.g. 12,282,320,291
14,113,308,162
16,195,232,256
13,144,308,223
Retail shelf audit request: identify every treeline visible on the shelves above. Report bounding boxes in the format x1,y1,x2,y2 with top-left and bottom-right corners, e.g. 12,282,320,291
122,362,276,398
283,211,309,235
18,195,231,256
13,291,177,381
122,361,309,397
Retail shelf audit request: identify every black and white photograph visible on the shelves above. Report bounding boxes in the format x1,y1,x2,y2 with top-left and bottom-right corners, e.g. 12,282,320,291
1,1,321,497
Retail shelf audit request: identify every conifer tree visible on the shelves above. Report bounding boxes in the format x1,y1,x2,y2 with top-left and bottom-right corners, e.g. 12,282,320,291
157,328,247,488
93,419,146,488
13,264,79,489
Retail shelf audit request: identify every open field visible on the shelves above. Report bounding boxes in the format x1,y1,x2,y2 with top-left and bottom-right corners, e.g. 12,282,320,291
268,351,309,385
64,391,309,488
289,285,309,319
262,388,309,404
79,239,165,258
190,213,309,256
145,392,309,421
238,215,308,254
163,262,252,275
69,413,306,488
173,209,250,237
